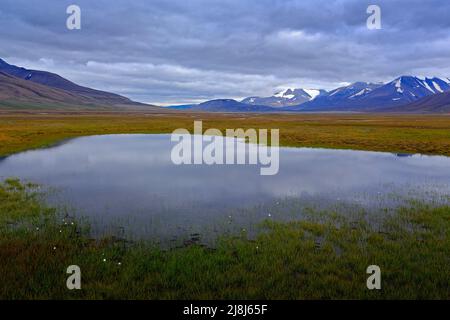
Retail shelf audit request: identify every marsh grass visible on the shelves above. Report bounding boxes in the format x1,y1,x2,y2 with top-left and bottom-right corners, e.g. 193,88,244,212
1,112,449,157
0,180,449,299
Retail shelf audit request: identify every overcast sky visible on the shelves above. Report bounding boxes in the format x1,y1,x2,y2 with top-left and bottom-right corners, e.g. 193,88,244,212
1,0,450,105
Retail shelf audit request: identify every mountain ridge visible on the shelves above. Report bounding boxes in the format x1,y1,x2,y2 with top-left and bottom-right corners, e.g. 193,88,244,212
241,88,326,108
1,57,449,112
0,58,152,108
280,76,450,112
191,99,277,112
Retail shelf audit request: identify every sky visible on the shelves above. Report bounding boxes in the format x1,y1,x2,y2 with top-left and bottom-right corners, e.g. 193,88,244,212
1,0,450,105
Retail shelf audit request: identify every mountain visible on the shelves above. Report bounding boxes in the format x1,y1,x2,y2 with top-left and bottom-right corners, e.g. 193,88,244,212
0,71,101,106
294,77,450,111
241,88,326,107
355,76,450,110
0,58,148,107
165,104,197,110
325,82,382,101
288,82,383,110
192,99,277,112
395,90,450,113
169,75,450,113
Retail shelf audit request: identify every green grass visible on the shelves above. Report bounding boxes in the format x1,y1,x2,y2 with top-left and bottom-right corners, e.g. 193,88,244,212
1,112,450,157
0,180,448,299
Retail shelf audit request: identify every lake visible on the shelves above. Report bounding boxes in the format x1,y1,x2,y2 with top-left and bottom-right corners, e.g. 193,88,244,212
0,134,449,242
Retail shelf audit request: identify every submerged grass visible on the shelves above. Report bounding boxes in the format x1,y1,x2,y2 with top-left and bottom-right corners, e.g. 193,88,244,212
0,180,449,299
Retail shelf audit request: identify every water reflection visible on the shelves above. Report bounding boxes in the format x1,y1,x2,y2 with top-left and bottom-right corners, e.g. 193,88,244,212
0,134,449,240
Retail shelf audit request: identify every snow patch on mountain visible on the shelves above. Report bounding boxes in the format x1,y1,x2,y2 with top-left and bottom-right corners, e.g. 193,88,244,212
433,81,443,93
349,88,372,99
274,88,291,98
395,78,404,93
422,80,435,93
303,89,319,100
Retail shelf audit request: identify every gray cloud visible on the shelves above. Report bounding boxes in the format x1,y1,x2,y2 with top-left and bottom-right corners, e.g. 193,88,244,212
1,0,450,104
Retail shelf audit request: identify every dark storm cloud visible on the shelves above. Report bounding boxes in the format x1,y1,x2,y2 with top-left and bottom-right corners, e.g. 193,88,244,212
1,0,450,104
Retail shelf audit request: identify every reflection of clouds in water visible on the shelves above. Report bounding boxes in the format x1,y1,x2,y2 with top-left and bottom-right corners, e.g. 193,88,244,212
0,134,449,239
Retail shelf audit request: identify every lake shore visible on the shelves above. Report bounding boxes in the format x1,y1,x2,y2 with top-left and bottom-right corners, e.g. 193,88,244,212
1,111,450,157
0,179,449,299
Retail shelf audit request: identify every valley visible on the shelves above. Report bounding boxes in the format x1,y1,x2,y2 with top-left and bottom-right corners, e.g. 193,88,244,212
1,110,449,300
1,0,449,304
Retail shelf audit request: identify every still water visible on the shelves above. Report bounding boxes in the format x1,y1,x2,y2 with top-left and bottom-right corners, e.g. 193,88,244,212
0,134,449,241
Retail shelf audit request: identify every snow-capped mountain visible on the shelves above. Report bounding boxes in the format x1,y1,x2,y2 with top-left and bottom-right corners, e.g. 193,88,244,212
169,75,450,113
327,82,382,100
295,77,450,111
241,88,326,108
359,76,450,106
291,82,383,110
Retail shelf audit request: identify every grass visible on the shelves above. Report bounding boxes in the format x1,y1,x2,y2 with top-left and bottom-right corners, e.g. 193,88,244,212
0,111,450,157
0,180,449,299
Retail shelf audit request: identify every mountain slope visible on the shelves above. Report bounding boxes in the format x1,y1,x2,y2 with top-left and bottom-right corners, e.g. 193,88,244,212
394,90,450,113
326,82,381,101
0,71,98,105
0,58,146,106
356,76,450,110
242,88,325,107
289,82,383,110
